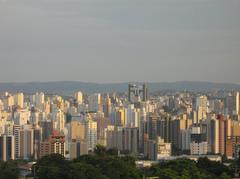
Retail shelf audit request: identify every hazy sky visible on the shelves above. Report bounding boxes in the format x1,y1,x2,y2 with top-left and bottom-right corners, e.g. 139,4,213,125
0,0,240,83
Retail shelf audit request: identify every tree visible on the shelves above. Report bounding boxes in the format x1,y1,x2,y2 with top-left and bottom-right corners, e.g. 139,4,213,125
219,172,231,179
34,154,71,179
107,148,119,156
197,157,230,177
146,159,209,179
70,162,107,179
94,145,107,156
156,168,178,179
0,160,19,179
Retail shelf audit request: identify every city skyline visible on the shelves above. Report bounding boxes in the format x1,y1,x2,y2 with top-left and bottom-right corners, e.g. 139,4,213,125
1,0,240,178
1,83,240,178
0,0,240,83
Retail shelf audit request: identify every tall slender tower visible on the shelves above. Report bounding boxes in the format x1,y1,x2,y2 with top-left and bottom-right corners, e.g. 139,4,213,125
236,92,240,115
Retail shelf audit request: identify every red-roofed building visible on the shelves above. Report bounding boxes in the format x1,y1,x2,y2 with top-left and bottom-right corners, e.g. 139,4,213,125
40,131,65,158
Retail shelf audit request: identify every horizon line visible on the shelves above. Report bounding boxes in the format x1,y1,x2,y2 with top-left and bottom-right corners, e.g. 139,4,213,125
0,80,239,85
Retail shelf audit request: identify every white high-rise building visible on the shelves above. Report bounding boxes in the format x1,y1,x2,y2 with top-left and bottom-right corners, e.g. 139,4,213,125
4,121,14,136
75,91,83,104
196,96,208,121
190,141,208,155
14,93,24,108
88,93,101,112
85,118,97,152
236,92,240,115
190,126,208,155
5,95,14,109
13,125,21,158
35,92,45,108
14,109,30,126
52,109,65,132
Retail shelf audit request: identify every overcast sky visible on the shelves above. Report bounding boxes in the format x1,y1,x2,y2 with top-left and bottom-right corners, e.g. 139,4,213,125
0,0,240,83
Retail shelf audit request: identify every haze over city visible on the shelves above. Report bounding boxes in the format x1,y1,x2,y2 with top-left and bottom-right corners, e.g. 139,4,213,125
0,0,240,83
1,1,240,179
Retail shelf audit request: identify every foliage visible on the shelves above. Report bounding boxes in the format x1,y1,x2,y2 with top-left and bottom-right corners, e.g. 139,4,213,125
145,158,231,179
197,157,231,177
31,147,235,179
0,160,19,179
33,154,71,179
34,145,142,179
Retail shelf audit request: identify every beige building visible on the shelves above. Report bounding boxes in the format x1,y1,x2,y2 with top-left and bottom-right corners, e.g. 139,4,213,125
14,93,24,108
40,131,65,158
69,139,88,159
145,137,171,161
75,91,83,104
19,126,34,160
70,121,85,141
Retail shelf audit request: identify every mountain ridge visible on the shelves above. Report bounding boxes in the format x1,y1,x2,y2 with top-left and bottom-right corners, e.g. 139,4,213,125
0,81,239,95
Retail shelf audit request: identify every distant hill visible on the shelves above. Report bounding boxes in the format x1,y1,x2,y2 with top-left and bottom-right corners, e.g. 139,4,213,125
0,81,240,95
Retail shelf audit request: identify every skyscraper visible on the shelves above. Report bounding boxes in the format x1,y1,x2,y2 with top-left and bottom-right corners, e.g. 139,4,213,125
14,93,24,108
236,92,240,116
85,118,97,152
35,92,45,108
128,83,149,103
122,127,139,155
40,131,65,158
75,91,83,104
196,96,208,121
88,93,101,112
0,135,15,161
19,126,34,160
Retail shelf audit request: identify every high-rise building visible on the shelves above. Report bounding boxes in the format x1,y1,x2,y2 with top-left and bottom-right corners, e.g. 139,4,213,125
116,108,126,126
128,83,149,103
190,126,208,155
14,93,24,108
0,135,15,161
204,115,228,155
35,92,45,108
122,127,139,155
69,121,85,141
19,126,34,160
217,115,227,155
145,137,171,161
226,136,240,159
155,116,172,143
40,120,53,142
196,96,208,121
13,125,21,159
69,139,88,159
4,121,14,136
75,91,83,104
85,118,97,152
33,125,42,160
172,118,192,150
14,109,30,126
226,93,235,115
147,115,158,140
40,131,65,158
103,95,111,118
52,109,65,132
6,95,14,109
236,92,240,116
106,126,123,151
96,112,108,146
88,93,101,112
